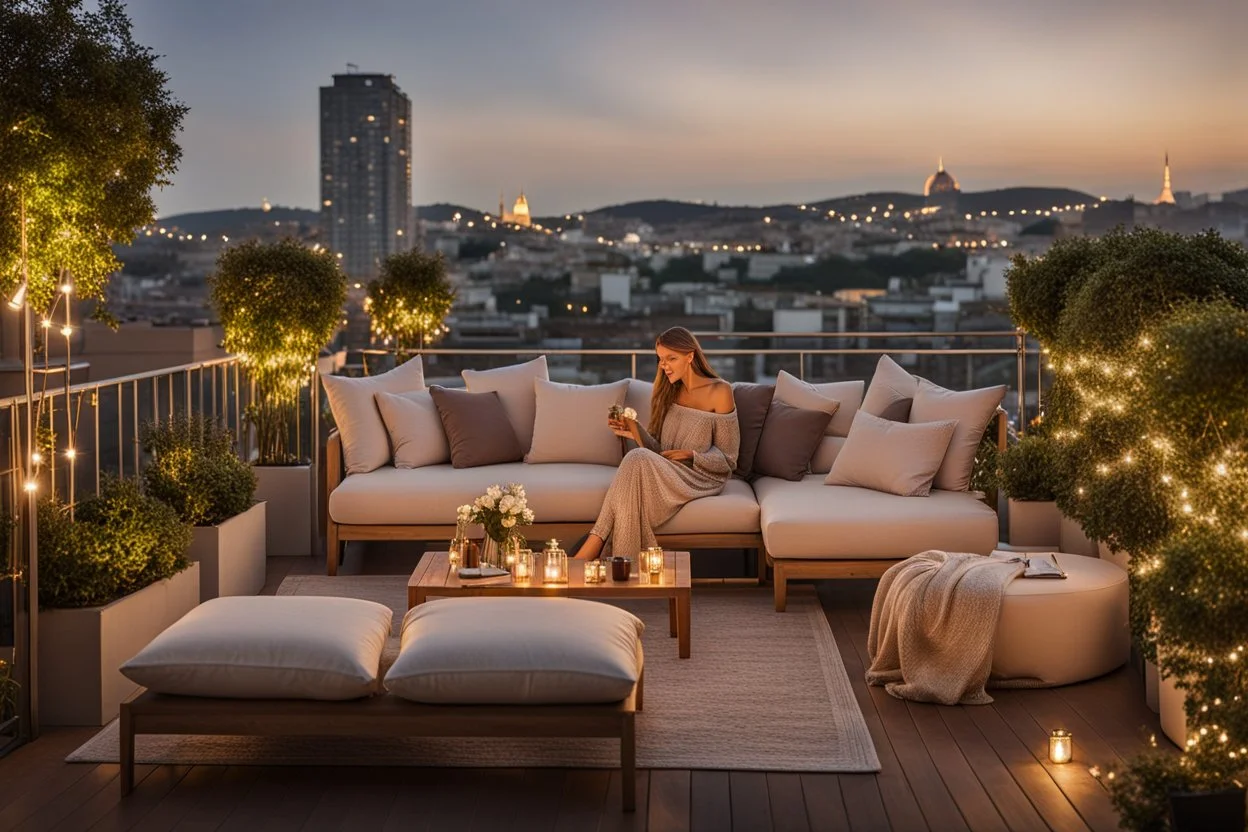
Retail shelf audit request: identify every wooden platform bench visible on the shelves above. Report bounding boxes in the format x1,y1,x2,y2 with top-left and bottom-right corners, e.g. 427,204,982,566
120,682,641,811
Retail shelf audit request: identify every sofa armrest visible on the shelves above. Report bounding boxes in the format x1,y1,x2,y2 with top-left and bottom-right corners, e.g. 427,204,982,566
326,430,344,495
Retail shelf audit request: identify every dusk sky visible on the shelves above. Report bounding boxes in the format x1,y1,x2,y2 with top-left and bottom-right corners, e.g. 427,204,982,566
126,0,1248,219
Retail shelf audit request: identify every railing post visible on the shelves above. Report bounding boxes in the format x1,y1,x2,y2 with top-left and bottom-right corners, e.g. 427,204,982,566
1016,329,1027,434
799,351,806,381
630,352,637,380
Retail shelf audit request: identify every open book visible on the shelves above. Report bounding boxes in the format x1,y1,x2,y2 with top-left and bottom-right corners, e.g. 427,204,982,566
988,550,1068,579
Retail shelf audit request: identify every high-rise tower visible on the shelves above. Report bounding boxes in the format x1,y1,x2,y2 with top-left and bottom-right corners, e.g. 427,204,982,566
1154,152,1176,205
320,72,412,280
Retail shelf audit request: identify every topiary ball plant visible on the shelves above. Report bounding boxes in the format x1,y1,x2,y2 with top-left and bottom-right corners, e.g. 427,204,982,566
141,415,257,527
38,477,192,609
367,249,456,355
997,434,1061,502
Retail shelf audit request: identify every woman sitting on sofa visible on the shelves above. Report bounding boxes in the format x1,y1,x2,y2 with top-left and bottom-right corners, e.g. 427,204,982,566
573,327,740,560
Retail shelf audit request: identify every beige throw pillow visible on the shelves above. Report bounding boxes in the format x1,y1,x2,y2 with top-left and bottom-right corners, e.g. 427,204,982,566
321,358,426,474
774,371,863,437
462,356,548,451
825,410,957,497
909,378,1006,491
526,379,631,465
375,390,450,469
861,355,920,418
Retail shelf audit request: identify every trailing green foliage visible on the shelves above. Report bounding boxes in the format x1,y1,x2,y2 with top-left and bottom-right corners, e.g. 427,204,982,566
0,0,187,319
141,415,256,527
209,239,345,465
997,434,1060,502
38,477,191,609
367,250,455,352
1008,229,1248,823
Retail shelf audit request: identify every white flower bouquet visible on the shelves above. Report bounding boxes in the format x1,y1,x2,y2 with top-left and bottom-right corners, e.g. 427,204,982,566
456,482,535,549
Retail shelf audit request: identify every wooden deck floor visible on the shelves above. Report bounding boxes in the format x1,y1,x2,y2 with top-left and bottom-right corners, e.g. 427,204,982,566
0,548,1160,831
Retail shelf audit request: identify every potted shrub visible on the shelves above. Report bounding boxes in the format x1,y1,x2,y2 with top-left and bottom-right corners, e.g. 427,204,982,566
210,238,346,556
367,249,456,356
142,415,263,601
37,478,197,726
997,434,1061,547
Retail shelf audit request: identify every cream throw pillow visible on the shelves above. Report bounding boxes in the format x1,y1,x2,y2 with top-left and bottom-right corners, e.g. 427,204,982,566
909,378,1006,491
385,597,643,705
462,356,548,451
774,371,863,437
526,379,631,465
861,355,919,418
321,358,426,474
120,596,393,700
375,390,450,468
825,410,957,497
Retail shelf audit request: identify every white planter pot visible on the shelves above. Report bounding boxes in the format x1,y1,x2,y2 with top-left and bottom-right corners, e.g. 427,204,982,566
1007,500,1061,547
1145,658,1160,713
188,502,267,601
1059,512,1100,557
39,562,200,726
1159,669,1189,748
255,465,314,556
1097,541,1131,572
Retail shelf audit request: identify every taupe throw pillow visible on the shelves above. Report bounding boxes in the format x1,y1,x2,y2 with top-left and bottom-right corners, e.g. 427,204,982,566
909,378,1006,491
825,411,957,497
428,387,524,468
730,382,774,479
462,356,548,452
774,371,863,437
861,355,920,418
752,400,835,481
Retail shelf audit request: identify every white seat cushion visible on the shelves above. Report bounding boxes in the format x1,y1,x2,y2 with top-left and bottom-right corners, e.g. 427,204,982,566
993,554,1129,685
120,597,393,700
330,463,763,533
385,597,643,704
755,475,998,559
656,478,760,535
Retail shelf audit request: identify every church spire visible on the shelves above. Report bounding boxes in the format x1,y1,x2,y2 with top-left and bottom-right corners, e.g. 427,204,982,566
937,156,945,173
1155,152,1176,205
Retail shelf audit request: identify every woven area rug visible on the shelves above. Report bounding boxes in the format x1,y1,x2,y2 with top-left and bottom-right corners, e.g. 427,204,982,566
68,576,880,772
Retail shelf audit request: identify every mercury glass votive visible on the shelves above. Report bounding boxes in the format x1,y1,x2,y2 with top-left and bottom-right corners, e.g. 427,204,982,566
584,559,606,583
643,546,665,576
1049,729,1073,764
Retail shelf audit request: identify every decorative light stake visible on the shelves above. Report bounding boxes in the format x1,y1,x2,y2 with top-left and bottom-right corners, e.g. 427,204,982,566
1049,729,1073,764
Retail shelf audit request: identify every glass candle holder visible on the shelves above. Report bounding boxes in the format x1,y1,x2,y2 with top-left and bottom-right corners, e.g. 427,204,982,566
584,559,606,583
643,546,665,576
1048,729,1073,764
512,549,533,583
542,538,568,584
448,536,468,568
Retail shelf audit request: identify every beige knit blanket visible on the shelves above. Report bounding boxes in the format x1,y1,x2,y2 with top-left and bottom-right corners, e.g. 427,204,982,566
866,550,1025,705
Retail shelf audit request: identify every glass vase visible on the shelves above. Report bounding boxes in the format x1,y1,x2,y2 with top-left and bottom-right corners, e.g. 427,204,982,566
481,536,502,569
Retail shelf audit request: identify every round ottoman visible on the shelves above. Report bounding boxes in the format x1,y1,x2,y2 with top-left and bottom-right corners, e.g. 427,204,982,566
991,554,1129,686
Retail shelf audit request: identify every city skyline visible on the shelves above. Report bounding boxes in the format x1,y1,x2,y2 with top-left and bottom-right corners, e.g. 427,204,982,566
124,0,1247,219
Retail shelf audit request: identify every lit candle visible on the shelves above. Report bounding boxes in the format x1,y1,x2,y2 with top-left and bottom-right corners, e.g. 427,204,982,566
545,559,560,583
515,557,529,581
1049,729,1073,764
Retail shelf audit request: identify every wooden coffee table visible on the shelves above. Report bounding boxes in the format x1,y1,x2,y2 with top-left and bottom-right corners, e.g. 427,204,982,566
408,551,693,658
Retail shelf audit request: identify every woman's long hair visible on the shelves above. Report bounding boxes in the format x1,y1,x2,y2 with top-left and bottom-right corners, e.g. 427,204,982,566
649,327,719,439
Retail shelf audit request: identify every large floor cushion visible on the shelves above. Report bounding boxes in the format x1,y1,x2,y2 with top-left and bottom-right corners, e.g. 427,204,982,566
120,596,393,700
330,463,762,534
385,597,644,704
992,555,1129,685
754,475,998,559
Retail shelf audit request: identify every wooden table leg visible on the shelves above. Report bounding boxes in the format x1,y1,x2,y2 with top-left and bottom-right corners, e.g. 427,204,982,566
676,590,691,659
668,596,677,637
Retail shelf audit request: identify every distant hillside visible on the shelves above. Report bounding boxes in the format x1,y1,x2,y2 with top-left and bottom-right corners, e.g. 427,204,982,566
956,187,1097,215
417,203,485,223
157,207,318,235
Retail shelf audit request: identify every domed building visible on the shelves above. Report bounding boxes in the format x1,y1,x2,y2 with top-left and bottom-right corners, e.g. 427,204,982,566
499,189,533,228
923,158,961,210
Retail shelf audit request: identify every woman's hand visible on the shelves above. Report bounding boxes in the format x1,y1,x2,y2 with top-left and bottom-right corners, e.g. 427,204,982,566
608,417,641,443
661,449,695,463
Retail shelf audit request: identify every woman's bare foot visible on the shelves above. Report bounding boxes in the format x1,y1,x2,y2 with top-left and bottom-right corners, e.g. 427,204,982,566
573,533,606,560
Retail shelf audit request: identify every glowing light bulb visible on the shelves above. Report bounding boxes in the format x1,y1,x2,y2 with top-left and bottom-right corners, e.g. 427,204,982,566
31,452,42,464
65,448,76,460
61,325,72,337
23,481,37,493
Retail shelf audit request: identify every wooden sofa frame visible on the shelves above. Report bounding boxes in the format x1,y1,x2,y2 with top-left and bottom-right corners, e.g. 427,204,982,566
767,407,1009,611
324,430,765,579
120,674,642,811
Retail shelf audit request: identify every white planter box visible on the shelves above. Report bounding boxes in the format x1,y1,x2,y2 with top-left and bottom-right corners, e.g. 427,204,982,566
255,465,314,556
1159,669,1188,748
188,502,267,601
1059,512,1100,557
39,562,200,726
1145,658,1160,713
1007,500,1061,547
1097,541,1131,573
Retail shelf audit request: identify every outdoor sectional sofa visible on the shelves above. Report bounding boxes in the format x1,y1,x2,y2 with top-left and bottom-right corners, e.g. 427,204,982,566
323,356,1006,609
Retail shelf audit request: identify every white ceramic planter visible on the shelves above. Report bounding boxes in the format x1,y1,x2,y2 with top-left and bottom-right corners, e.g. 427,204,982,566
255,465,314,556
1059,512,1100,557
1145,658,1160,713
39,562,200,726
1159,669,1189,748
188,502,267,601
1097,541,1131,573
1007,499,1061,547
